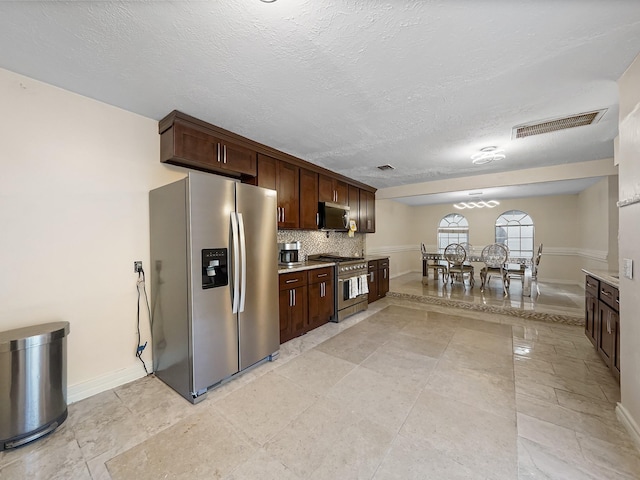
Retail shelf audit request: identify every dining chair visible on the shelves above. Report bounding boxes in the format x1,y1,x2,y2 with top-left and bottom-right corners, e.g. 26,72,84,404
480,243,509,295
444,243,474,287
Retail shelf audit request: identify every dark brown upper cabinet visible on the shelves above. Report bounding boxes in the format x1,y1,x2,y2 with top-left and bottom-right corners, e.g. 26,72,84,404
161,117,256,177
348,185,360,230
319,174,348,205
359,190,375,233
299,168,319,229
256,154,299,229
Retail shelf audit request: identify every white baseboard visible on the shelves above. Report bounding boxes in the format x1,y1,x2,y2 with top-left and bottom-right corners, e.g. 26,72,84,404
616,403,640,452
67,364,147,404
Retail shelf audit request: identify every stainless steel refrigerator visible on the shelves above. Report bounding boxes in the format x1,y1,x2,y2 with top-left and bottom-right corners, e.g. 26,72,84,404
149,172,279,403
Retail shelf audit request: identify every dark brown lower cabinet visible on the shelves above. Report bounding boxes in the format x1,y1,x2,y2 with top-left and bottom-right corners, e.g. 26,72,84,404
279,271,307,344
279,267,335,344
367,258,390,303
307,267,334,330
584,274,619,383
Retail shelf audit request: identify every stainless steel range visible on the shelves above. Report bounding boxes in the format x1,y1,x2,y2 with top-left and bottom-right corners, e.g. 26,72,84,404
308,254,369,322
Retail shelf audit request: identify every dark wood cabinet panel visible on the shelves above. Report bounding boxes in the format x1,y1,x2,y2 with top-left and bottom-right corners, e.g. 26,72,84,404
348,185,360,229
584,274,619,383
164,119,257,177
598,301,615,367
319,174,348,204
257,154,299,229
379,259,389,299
367,260,379,303
299,168,319,229
359,190,375,233
277,161,299,229
308,268,334,330
279,271,308,344
367,258,390,303
585,292,598,348
256,154,277,190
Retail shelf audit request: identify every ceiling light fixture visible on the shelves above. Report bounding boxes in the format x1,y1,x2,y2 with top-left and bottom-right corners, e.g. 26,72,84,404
471,146,505,165
453,200,500,209
259,0,277,3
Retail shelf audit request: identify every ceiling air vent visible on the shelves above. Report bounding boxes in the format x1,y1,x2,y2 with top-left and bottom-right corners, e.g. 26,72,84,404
377,164,395,171
512,109,607,139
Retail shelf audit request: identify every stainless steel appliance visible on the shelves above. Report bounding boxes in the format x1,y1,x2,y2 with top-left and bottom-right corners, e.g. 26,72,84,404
318,202,350,230
0,322,69,450
149,172,279,404
308,254,368,321
278,242,301,266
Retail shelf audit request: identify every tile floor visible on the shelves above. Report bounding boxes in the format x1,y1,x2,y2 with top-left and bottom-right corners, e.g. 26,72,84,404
1,291,638,479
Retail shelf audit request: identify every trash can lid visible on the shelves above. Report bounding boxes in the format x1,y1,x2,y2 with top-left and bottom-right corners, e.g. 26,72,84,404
0,321,70,352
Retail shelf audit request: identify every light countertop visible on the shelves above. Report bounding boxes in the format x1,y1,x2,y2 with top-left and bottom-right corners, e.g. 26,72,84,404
582,268,619,287
278,260,336,274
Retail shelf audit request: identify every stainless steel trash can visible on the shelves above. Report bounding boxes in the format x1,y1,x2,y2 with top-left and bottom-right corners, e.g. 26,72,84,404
0,321,70,450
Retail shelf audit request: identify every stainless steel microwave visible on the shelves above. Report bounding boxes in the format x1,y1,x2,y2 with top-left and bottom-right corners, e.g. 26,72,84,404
318,202,350,230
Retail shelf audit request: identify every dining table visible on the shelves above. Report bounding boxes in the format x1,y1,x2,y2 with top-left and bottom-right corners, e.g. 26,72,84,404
421,252,533,297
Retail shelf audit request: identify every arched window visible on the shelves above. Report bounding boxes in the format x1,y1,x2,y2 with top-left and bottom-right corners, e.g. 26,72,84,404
438,213,469,252
495,210,534,258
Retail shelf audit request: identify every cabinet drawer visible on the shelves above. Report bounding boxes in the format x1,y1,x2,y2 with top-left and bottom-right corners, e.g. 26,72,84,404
368,260,378,272
308,267,333,284
599,282,619,311
279,271,308,290
585,276,599,297
379,258,389,269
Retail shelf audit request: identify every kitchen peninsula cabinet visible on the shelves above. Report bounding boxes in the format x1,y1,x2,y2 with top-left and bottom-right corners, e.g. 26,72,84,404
279,271,308,344
319,174,348,204
256,154,299,229
161,117,257,177
367,258,389,303
307,267,334,329
583,271,620,382
299,168,319,229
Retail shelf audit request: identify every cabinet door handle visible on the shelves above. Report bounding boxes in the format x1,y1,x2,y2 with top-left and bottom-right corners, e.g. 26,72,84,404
223,144,227,164
370,272,374,281
282,207,285,222
216,143,221,162
285,278,299,284
321,281,325,297
316,212,319,226
383,268,387,279
586,282,596,288
317,273,328,278
601,289,612,297
289,289,293,307
293,289,296,306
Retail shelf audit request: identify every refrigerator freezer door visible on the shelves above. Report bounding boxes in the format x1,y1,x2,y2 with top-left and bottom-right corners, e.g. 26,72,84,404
235,183,279,370
188,173,239,392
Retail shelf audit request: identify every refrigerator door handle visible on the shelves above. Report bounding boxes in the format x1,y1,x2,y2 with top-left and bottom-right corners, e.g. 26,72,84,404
237,212,247,313
231,212,241,314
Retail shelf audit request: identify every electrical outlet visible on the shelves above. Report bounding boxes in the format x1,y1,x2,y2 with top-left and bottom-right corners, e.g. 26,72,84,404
134,261,143,273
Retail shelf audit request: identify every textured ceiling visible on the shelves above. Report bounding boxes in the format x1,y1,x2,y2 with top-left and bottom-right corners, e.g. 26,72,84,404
0,1,638,191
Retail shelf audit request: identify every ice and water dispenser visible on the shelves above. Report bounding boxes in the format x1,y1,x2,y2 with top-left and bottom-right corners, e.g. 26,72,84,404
202,248,228,289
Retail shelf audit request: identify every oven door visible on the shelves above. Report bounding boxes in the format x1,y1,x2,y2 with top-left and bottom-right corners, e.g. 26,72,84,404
338,275,367,310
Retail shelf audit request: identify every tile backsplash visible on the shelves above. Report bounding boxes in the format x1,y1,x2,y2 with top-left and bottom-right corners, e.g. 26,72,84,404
277,230,366,260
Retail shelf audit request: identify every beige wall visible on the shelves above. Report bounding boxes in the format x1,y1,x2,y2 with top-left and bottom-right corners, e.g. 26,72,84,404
577,177,619,273
617,52,640,445
405,195,581,283
0,67,185,401
366,199,417,277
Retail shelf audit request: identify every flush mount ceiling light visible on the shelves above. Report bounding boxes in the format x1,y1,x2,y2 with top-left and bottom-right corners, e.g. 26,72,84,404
470,146,505,165
259,0,277,2
453,200,500,210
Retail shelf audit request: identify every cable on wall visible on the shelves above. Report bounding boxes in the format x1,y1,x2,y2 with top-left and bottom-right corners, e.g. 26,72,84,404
136,268,153,375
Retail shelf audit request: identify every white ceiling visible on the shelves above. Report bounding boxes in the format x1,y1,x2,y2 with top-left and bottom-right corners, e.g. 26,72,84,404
0,1,637,193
